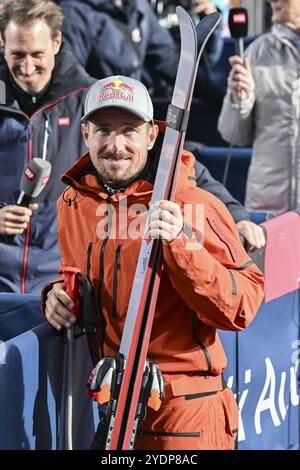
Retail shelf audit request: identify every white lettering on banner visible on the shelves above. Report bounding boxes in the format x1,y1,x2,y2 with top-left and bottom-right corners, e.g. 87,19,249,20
291,339,300,367
228,358,300,442
278,371,287,421
226,346,300,443
237,369,251,442
290,364,300,406
254,357,281,434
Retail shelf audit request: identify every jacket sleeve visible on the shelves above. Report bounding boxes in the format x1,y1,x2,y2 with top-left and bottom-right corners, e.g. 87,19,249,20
217,91,255,146
195,160,250,223
162,189,264,331
217,42,258,145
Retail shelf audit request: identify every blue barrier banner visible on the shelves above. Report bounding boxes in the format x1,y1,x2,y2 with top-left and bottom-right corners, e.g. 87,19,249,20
220,290,300,450
0,324,96,450
0,281,299,449
0,293,45,341
1,291,298,450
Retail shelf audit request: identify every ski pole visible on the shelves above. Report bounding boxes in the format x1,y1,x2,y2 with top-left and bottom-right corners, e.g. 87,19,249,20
58,331,67,450
63,270,81,450
65,325,74,449
60,269,97,450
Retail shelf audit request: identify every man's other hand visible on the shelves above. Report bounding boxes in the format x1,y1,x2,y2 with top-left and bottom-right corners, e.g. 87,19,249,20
45,282,77,331
236,219,266,252
0,203,38,235
194,0,217,16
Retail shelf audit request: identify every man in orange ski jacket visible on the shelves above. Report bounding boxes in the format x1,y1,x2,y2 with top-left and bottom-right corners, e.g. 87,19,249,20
43,75,264,450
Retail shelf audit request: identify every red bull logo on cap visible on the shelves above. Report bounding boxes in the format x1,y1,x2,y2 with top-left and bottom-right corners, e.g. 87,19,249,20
99,79,134,103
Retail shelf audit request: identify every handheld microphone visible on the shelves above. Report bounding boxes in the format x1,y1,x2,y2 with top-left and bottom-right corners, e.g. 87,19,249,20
222,8,249,187
228,7,248,58
17,158,52,206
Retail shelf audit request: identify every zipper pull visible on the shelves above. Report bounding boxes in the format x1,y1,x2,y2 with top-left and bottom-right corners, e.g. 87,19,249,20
42,114,51,161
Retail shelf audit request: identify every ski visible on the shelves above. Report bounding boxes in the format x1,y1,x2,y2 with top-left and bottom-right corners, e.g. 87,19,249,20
89,7,221,450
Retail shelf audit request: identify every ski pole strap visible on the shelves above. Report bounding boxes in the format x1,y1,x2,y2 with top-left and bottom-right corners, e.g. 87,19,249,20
64,268,97,334
166,104,190,132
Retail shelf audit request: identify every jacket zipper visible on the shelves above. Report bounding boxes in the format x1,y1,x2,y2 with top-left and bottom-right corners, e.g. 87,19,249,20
86,241,93,279
112,244,121,319
98,201,113,353
192,312,212,373
41,114,50,161
20,123,33,293
86,241,105,356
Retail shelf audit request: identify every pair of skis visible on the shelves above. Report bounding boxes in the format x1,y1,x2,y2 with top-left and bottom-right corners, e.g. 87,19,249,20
88,7,221,450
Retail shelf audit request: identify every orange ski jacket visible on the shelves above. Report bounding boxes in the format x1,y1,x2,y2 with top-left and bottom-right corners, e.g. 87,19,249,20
43,149,264,384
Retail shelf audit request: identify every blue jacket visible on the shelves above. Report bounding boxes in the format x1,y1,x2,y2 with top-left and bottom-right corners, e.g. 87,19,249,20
0,45,94,293
56,0,223,99
56,0,178,92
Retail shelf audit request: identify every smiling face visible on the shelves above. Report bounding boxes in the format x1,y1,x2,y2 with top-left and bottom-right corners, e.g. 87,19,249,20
81,107,159,187
4,20,61,93
268,0,300,29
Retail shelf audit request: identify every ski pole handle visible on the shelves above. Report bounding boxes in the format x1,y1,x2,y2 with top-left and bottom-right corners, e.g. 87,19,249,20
64,267,81,317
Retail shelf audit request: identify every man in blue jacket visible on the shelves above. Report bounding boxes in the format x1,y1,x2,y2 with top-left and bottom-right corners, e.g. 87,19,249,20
0,0,94,293
55,0,178,96
55,0,224,101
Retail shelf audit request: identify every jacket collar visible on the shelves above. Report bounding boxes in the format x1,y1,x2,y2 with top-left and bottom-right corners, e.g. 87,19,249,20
61,152,154,201
61,123,197,202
